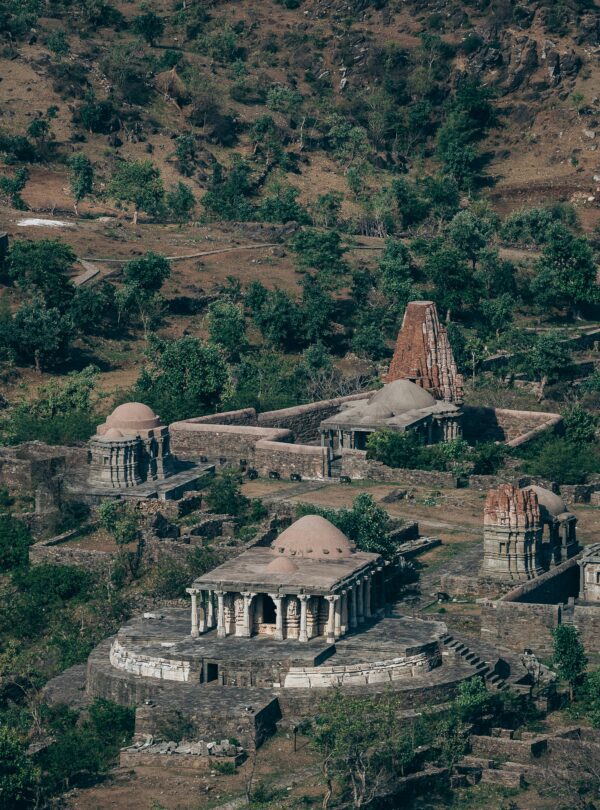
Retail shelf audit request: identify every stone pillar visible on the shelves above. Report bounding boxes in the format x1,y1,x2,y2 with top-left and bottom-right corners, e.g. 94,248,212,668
216,591,226,639
198,591,206,633
207,592,215,628
341,590,348,634
298,594,309,642
270,593,284,641
240,592,255,638
350,584,358,629
365,574,372,619
325,595,337,644
377,566,386,611
188,589,199,638
357,578,364,624
334,595,342,639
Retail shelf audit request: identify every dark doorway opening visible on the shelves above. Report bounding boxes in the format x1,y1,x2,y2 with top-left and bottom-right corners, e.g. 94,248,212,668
263,595,277,625
206,663,218,682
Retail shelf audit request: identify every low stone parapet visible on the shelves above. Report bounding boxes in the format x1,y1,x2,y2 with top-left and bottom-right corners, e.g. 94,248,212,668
109,639,196,682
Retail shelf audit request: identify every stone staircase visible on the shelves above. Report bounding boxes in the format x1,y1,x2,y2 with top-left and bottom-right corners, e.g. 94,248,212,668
440,633,531,693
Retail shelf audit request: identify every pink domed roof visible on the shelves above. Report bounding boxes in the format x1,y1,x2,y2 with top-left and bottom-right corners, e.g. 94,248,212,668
102,428,125,440
266,556,299,573
271,515,355,560
106,402,161,431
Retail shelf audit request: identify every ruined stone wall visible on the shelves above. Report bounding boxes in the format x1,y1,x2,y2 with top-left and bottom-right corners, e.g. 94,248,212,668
572,606,600,656
29,530,116,573
182,409,258,427
501,557,580,604
169,422,293,464
480,601,560,655
470,735,548,762
253,440,328,480
340,449,459,487
462,406,562,446
257,393,370,442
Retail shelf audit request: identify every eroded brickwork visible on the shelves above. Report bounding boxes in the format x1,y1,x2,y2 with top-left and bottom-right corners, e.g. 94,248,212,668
385,301,464,403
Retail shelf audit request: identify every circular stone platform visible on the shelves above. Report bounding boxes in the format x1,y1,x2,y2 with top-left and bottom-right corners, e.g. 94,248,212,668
89,608,450,692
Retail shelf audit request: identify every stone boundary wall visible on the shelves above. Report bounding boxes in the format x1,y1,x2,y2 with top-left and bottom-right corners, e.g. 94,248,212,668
257,393,371,441
501,557,580,604
480,601,560,655
254,440,328,480
119,750,238,771
440,574,514,599
572,605,600,656
462,406,562,447
340,449,459,487
470,734,548,761
182,409,257,427
283,642,441,688
29,528,116,573
170,422,293,464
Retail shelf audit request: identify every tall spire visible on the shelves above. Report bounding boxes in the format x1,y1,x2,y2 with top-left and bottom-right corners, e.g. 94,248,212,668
384,301,464,403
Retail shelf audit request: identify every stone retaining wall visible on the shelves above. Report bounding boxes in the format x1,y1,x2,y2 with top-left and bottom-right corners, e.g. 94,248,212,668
480,601,560,655
257,393,370,442
501,557,580,604
340,450,459,487
29,528,116,573
283,642,441,688
254,440,328,480
470,734,548,762
110,639,197,682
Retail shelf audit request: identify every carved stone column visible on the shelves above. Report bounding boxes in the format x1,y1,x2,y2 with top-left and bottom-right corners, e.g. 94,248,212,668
216,591,226,639
187,589,199,637
270,593,284,641
334,594,342,638
341,590,348,634
240,592,255,638
364,574,372,619
207,591,215,628
298,594,309,642
357,578,365,624
198,591,206,633
350,585,357,629
325,595,338,644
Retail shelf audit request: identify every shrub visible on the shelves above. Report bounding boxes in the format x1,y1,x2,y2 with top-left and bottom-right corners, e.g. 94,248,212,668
0,514,31,571
205,469,249,516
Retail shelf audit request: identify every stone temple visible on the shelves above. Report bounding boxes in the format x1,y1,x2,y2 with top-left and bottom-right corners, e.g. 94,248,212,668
187,515,385,644
82,515,487,748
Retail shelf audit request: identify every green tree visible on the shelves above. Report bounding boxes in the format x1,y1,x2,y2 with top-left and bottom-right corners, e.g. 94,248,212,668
532,223,598,318
132,11,164,45
68,154,94,215
0,167,29,210
300,275,333,344
0,726,40,809
578,668,600,727
205,468,249,516
526,331,572,401
553,624,587,701
0,514,31,571
562,404,597,445
202,159,254,222
424,246,479,321
173,134,196,177
13,298,73,373
206,299,247,360
135,335,230,422
247,285,303,351
70,281,116,335
7,238,76,310
448,209,497,269
291,229,348,289
119,252,171,335
108,160,164,224
166,182,195,222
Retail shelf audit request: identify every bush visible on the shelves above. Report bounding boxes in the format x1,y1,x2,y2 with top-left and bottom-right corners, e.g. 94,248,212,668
0,514,31,572
518,436,599,485
206,469,249,516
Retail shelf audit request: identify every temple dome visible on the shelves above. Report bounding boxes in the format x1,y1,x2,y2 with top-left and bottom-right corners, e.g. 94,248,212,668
271,515,355,560
106,402,161,431
525,486,568,519
370,379,437,413
266,556,298,573
102,428,125,440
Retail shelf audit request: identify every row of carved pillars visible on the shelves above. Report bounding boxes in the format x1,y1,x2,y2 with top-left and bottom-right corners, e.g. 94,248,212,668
187,565,385,643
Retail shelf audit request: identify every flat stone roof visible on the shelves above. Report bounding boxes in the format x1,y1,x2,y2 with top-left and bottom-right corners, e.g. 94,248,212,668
193,547,380,595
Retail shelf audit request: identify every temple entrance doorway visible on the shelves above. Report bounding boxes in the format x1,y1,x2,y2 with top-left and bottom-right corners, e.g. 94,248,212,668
262,595,277,625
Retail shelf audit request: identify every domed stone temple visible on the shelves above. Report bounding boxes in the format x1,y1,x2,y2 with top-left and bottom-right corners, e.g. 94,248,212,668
89,402,175,488
84,402,214,500
187,515,385,643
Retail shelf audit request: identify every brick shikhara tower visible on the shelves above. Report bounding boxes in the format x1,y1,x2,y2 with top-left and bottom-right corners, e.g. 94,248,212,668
481,484,543,581
384,301,464,404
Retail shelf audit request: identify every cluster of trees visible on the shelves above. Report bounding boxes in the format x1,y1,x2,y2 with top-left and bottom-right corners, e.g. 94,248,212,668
366,432,508,476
